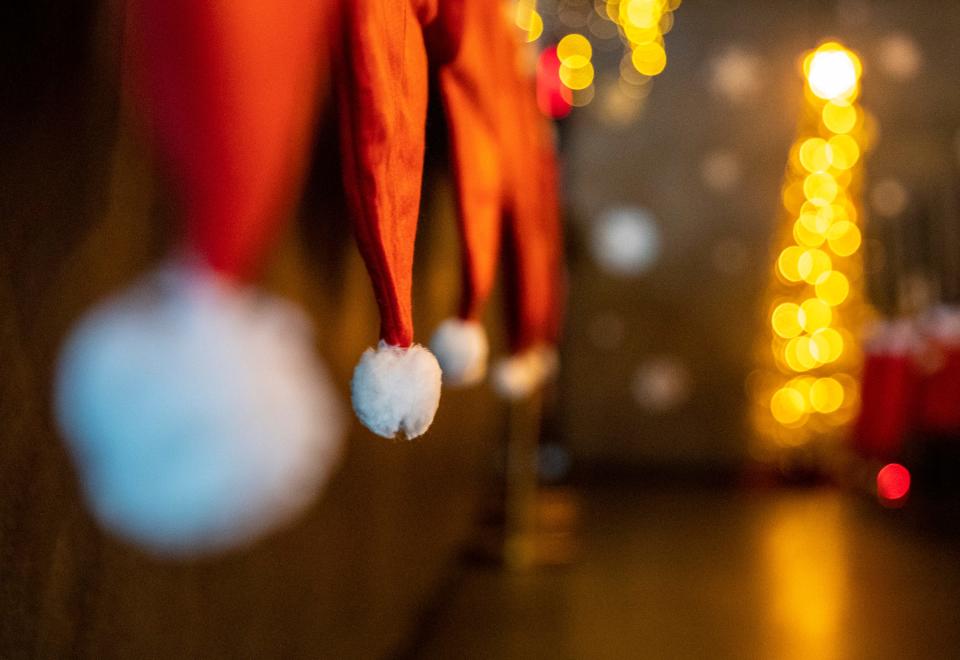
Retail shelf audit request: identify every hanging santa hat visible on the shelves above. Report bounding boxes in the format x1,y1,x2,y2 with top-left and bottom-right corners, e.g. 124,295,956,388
915,305,960,435
853,318,921,460
55,0,343,555
491,46,565,400
335,0,446,439
426,3,564,397
428,0,508,387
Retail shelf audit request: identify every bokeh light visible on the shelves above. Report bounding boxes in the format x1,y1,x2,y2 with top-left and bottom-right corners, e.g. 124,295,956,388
752,40,868,449
590,206,662,276
804,43,861,102
877,463,911,501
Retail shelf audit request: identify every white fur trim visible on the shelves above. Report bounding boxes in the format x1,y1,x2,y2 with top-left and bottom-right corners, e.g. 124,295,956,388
491,344,560,400
351,341,442,439
863,317,921,356
429,318,489,387
55,264,344,557
921,304,960,345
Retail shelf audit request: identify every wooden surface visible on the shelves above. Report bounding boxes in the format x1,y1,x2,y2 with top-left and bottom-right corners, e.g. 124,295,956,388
0,5,507,657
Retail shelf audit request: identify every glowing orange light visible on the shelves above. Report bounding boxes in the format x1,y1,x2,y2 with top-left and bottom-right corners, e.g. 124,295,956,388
877,463,911,501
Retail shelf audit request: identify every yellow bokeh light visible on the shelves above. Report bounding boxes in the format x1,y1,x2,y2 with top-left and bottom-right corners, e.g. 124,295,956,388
559,61,595,90
782,181,806,214
804,173,839,205
826,220,861,257
778,246,806,282
771,387,807,424
798,248,832,284
799,298,832,331
793,219,825,247
524,10,543,42
810,328,844,363
631,41,667,76
624,0,662,29
772,302,804,338
822,101,858,134
815,270,850,306
570,84,596,107
752,39,865,446
827,134,860,170
799,137,833,173
788,336,820,370
804,43,861,102
809,377,844,413
557,33,593,63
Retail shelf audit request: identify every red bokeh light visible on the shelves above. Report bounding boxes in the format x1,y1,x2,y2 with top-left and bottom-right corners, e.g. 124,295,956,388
876,463,911,501
537,46,571,119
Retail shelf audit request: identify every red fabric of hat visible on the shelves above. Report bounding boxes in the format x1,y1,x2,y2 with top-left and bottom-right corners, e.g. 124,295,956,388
127,0,329,279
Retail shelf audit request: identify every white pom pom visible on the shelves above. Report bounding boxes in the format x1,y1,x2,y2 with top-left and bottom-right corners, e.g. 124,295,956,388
491,345,559,401
351,341,442,439
55,264,344,557
429,318,489,388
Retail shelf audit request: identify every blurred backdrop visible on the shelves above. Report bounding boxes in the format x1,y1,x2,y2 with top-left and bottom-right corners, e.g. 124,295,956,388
4,0,960,658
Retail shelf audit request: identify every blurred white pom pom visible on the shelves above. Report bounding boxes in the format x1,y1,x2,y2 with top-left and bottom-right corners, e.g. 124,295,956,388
492,345,559,401
430,318,489,388
351,342,442,439
55,264,344,557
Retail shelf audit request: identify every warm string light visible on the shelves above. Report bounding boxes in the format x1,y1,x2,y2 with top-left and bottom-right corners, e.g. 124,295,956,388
515,0,544,43
530,0,680,116
750,42,872,449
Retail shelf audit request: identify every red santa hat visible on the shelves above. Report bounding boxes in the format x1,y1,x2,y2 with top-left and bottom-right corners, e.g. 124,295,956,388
492,47,565,400
54,0,343,555
915,305,960,434
334,0,448,439
853,318,921,460
427,3,565,397
428,0,506,387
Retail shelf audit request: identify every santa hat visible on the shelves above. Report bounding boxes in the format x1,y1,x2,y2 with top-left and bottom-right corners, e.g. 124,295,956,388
428,0,507,387
426,4,564,396
55,0,343,555
853,318,921,460
492,48,565,400
915,305,960,434
334,0,445,439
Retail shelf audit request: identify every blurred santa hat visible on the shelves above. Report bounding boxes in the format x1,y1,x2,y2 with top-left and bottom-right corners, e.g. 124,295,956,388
55,0,344,556
426,2,565,398
429,0,504,388
492,37,565,401
853,318,921,460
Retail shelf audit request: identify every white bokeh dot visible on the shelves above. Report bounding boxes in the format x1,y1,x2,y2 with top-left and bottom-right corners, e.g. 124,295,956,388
631,356,692,413
701,150,742,194
877,33,922,80
590,206,662,277
870,179,909,218
709,47,761,105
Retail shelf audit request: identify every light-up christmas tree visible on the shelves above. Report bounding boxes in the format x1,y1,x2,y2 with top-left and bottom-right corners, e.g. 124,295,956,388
750,42,875,464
